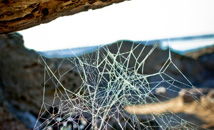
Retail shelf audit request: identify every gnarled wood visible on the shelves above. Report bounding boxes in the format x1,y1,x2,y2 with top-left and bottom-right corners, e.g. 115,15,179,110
0,0,126,34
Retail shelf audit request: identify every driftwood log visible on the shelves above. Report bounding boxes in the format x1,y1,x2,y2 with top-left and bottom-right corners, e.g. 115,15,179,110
0,0,126,34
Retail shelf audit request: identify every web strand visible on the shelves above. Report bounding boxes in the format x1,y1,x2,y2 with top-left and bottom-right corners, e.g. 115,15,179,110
34,41,208,130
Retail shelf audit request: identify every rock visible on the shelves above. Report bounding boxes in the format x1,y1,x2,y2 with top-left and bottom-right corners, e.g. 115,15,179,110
0,0,126,34
185,46,214,88
0,87,29,130
185,45,214,59
199,53,214,71
0,34,213,129
0,33,82,129
98,41,207,86
155,86,167,95
16,111,39,129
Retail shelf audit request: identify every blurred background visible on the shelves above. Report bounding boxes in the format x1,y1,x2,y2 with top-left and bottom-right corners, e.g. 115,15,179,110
1,0,214,129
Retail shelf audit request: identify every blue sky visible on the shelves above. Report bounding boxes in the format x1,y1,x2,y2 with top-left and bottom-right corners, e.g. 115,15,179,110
19,0,214,52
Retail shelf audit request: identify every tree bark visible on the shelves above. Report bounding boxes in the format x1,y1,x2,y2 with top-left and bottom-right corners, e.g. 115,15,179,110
0,0,126,34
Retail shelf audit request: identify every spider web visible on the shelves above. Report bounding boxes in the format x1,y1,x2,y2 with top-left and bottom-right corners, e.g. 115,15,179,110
34,41,207,130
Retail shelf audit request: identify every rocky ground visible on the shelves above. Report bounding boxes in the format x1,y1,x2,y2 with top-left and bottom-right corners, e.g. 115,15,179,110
0,33,82,129
0,33,214,129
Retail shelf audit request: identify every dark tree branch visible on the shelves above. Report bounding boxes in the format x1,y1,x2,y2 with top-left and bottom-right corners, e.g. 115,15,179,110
0,0,127,34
